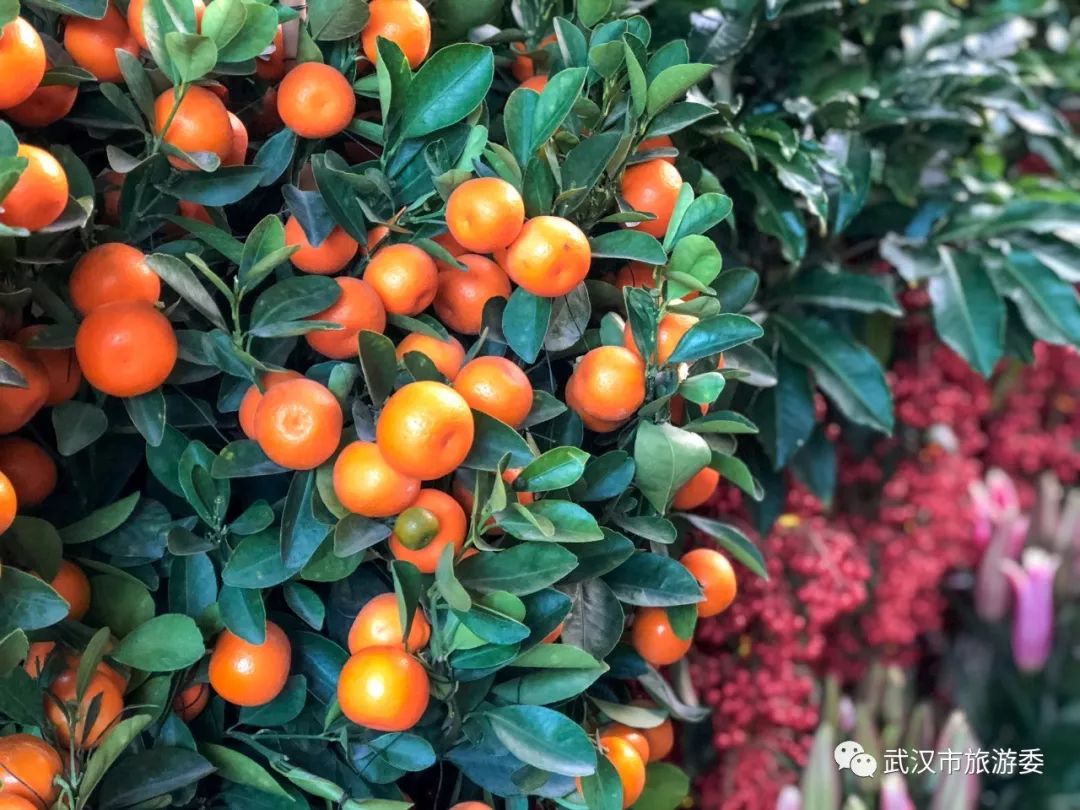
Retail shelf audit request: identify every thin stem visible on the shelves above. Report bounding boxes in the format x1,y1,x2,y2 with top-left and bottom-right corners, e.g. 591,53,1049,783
151,84,189,155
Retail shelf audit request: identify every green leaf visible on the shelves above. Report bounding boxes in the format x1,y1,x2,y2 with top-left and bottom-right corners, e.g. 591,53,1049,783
773,314,894,434
112,614,205,671
239,214,287,288
578,451,635,502
750,352,815,470
491,663,606,706
736,169,806,264
212,441,286,479
400,44,494,139
517,447,589,492
679,514,767,579
125,389,167,448
561,530,635,582
168,166,265,206
633,421,711,514
238,675,307,727
666,235,722,301
578,0,612,26
710,452,761,500
352,732,436,778
164,32,218,82
791,426,836,506
250,275,340,332
687,2,756,63
0,568,69,634
669,193,733,246
561,578,623,660
603,552,702,607
334,514,391,556
634,763,691,810
581,753,623,810
6,517,62,580
590,231,667,265
358,330,398,407
287,634,344,707
308,0,368,40
531,67,588,148
625,42,647,118
462,411,535,470
988,251,1080,347
76,715,155,810
168,552,217,620
485,705,596,777
771,267,902,317
97,747,216,808
559,132,622,214
756,140,828,229
284,582,325,630
200,0,245,51
87,575,156,637
215,0,277,62
456,545,578,595
253,127,297,188
668,313,763,364
646,102,716,137
219,585,266,644
503,288,552,364
200,743,289,798
392,561,423,653
222,527,301,588
646,63,712,116
499,501,603,543
0,630,28,678
928,249,1005,377
170,216,244,265
52,401,107,456
281,470,331,570
589,697,666,728
454,597,529,645
145,253,227,330
436,544,472,612
679,372,725,405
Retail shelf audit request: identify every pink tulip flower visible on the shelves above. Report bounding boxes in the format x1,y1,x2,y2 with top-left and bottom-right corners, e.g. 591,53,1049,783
975,515,1029,622
881,773,915,810
1002,548,1061,673
774,785,801,810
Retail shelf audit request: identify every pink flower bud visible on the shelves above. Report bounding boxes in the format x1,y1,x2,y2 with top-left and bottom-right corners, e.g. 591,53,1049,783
969,480,993,549
976,516,1026,622
970,470,1020,549
775,785,801,810
1002,548,1061,673
1007,515,1030,557
986,468,1019,516
838,696,856,733
881,773,915,810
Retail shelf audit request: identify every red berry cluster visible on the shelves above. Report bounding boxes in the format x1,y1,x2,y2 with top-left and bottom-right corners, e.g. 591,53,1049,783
687,298,1080,807
985,343,1080,492
690,511,870,810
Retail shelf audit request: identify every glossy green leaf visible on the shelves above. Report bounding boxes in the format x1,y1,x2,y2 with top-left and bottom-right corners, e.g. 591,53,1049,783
774,314,894,434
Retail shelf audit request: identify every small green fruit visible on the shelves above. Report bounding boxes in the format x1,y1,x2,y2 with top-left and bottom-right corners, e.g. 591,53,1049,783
393,506,441,550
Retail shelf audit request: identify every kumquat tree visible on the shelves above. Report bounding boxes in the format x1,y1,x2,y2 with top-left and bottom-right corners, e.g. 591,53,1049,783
0,0,763,807
2,0,1079,809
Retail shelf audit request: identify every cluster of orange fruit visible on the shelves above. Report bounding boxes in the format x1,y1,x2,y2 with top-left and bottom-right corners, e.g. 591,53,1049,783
0,2,744,805
200,597,425,734
2,634,214,809
0,642,124,809
0,241,178,534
